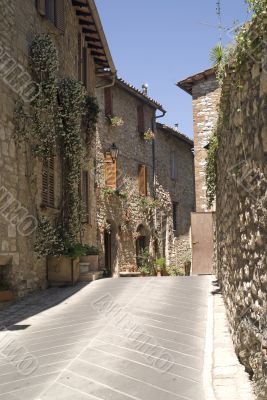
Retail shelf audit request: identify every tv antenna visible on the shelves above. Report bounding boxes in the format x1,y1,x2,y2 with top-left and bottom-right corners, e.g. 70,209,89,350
216,0,222,44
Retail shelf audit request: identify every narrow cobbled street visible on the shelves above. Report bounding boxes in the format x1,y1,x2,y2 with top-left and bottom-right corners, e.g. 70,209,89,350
0,277,214,400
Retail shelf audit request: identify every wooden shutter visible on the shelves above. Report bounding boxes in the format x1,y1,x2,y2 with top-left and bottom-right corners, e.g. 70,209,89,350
105,153,116,189
137,105,145,133
81,170,89,223
104,87,113,117
55,0,65,32
171,151,177,180
78,33,83,81
138,165,147,196
36,0,46,16
82,47,88,88
42,157,55,207
46,0,55,23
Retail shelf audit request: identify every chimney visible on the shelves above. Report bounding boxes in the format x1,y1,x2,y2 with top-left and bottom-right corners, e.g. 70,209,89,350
142,83,149,96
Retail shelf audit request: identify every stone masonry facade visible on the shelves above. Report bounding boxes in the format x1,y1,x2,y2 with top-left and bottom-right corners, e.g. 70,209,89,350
178,69,221,212
95,80,194,275
0,1,195,293
192,73,220,212
216,33,267,398
0,0,108,296
155,124,194,268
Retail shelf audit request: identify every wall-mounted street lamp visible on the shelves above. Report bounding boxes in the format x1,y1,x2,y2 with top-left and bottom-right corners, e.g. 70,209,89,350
110,143,119,162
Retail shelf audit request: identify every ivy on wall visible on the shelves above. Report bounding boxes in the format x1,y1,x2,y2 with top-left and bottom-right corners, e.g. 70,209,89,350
14,34,99,256
206,1,267,208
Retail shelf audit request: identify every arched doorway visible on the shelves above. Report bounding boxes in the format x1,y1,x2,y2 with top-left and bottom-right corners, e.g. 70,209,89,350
135,224,150,267
103,220,118,276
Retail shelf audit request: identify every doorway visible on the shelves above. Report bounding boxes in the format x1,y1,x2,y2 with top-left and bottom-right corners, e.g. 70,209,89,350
191,212,214,275
104,230,112,276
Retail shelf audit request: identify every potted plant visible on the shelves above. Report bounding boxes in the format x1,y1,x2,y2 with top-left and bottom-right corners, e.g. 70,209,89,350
80,245,99,271
107,116,124,128
47,242,85,286
137,249,154,277
143,129,155,141
0,281,13,302
154,258,166,277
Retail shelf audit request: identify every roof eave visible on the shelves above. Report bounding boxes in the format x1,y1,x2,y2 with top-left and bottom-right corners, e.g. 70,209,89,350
87,0,116,75
157,123,193,147
116,79,165,113
177,67,216,96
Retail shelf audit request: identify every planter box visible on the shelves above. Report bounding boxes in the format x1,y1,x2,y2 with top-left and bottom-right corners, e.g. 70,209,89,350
0,290,13,302
79,255,99,271
47,256,79,286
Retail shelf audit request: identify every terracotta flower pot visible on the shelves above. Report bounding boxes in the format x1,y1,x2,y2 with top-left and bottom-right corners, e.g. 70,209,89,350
0,290,13,302
47,256,79,286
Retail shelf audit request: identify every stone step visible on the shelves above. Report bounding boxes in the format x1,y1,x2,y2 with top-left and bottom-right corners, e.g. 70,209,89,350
119,272,141,278
80,263,98,274
78,271,103,282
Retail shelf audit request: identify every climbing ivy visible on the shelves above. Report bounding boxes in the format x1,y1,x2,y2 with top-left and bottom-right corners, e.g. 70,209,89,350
14,34,99,255
205,133,219,209
206,1,267,207
58,78,86,243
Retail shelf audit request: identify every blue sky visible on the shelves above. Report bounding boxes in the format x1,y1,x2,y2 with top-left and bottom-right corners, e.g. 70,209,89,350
96,0,249,137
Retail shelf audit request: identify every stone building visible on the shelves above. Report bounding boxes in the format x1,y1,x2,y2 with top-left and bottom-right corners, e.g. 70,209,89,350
215,29,267,398
177,68,221,275
177,67,220,212
155,123,194,268
95,79,194,275
0,0,115,296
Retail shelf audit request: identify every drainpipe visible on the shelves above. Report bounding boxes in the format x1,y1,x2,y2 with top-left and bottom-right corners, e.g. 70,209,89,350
152,109,166,234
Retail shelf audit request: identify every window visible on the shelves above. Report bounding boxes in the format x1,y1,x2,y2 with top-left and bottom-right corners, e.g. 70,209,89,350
137,105,145,133
105,153,116,189
104,87,113,117
138,165,148,196
171,151,177,180
81,170,89,223
36,0,65,31
42,157,55,208
173,202,178,232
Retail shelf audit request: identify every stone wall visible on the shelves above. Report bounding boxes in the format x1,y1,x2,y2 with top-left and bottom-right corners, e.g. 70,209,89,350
155,124,195,268
192,74,220,211
95,83,195,274
95,82,156,274
0,0,97,296
216,35,267,398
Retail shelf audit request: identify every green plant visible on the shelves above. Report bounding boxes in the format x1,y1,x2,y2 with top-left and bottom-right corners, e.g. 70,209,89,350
82,245,99,256
83,95,99,146
0,282,11,291
166,265,185,276
137,248,154,275
154,258,166,269
58,77,86,242
34,217,64,258
63,241,87,259
210,43,224,66
101,188,128,200
107,116,124,128
205,132,219,209
246,0,267,14
139,196,159,210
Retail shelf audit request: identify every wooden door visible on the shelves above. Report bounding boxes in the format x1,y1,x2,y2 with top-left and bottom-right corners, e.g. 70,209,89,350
191,212,214,275
104,230,112,276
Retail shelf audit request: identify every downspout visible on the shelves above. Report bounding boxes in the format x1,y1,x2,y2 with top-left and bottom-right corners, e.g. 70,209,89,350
153,108,166,233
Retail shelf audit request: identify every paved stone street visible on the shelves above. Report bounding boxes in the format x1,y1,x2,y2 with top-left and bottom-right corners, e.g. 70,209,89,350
0,277,253,400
